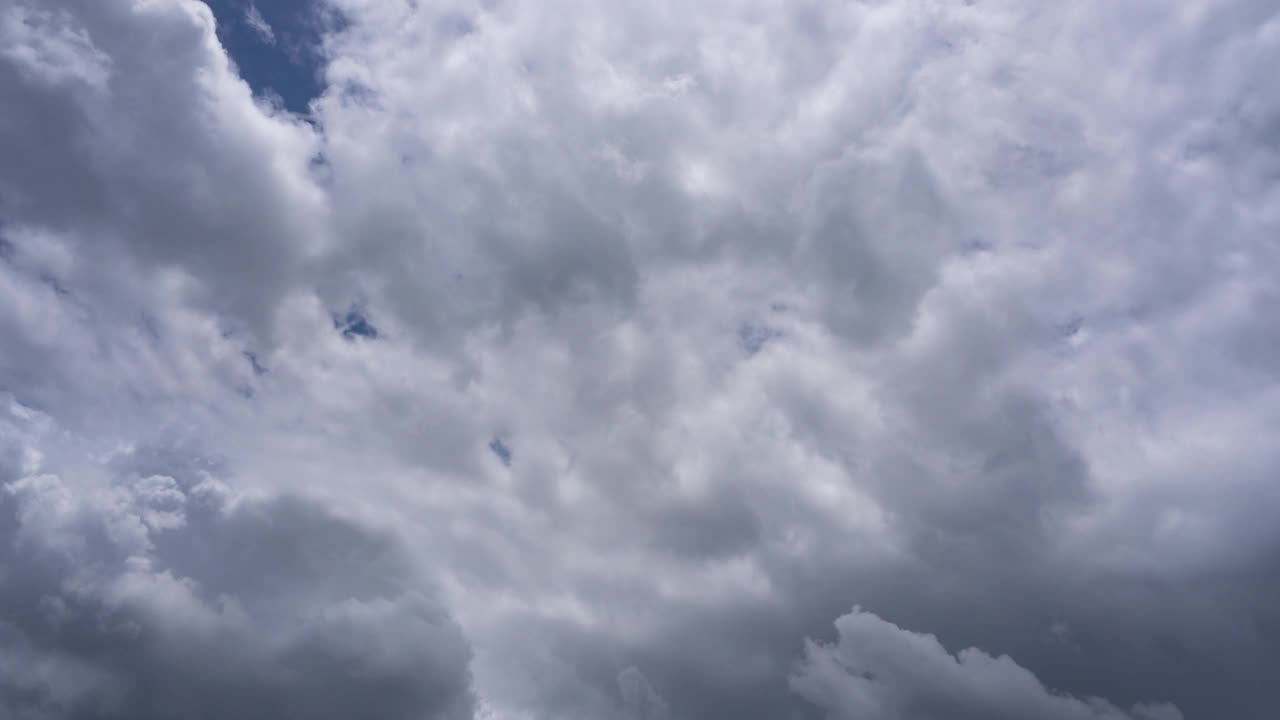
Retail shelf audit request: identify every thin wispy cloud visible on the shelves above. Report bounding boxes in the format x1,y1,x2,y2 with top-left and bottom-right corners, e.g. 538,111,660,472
243,4,275,45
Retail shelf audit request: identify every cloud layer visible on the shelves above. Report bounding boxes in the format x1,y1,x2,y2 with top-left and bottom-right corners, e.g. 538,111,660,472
2,0,1279,718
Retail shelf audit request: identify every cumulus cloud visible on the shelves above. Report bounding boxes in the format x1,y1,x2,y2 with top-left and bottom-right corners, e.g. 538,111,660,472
0,0,325,343
793,608,1181,720
0,405,472,720
2,0,1279,719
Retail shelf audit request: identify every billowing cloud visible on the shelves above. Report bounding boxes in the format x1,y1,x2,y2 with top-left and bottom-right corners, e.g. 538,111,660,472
2,0,1279,718
0,0,325,343
0,401,472,720
793,608,1182,720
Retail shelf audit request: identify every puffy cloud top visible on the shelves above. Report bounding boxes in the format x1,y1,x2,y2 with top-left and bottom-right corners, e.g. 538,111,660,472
0,421,473,720
793,608,1183,720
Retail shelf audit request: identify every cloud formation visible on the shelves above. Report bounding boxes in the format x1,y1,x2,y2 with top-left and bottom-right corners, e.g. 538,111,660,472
793,608,1182,720
0,401,473,720
2,0,1279,718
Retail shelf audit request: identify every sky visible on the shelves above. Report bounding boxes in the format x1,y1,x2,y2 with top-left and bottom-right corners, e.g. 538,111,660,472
0,1,1278,719
200,0,329,114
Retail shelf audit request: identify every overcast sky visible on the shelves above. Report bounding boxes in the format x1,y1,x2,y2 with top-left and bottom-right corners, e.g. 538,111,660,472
1,1,1278,718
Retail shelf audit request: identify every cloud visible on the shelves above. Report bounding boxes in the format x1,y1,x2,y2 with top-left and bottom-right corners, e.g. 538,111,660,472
243,4,275,45
792,608,1181,720
0,454,473,720
0,0,325,343
2,0,1280,719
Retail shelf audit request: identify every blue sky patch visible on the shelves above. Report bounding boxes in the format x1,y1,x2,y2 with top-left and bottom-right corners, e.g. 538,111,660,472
334,307,379,340
200,0,337,115
738,322,782,355
489,438,513,467
243,351,269,376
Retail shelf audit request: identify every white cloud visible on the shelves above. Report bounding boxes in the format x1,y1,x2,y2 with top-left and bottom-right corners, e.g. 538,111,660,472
0,4,111,91
1,0,1279,718
0,417,473,720
792,608,1182,720
243,4,275,45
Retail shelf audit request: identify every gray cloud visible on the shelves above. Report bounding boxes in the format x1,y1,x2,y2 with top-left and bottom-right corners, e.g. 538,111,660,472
2,0,1280,719
0,455,473,720
793,608,1181,720
0,0,325,343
